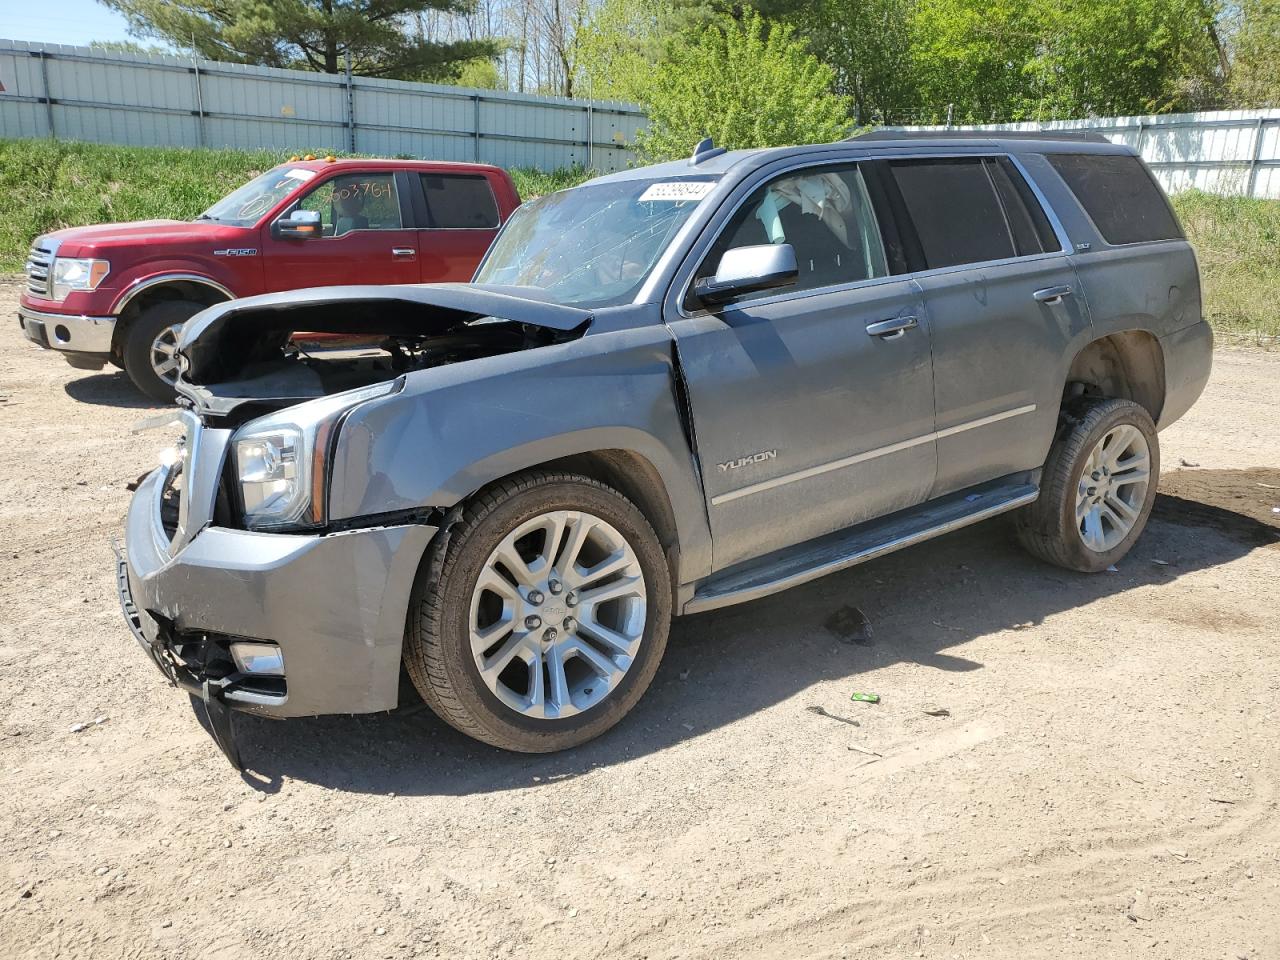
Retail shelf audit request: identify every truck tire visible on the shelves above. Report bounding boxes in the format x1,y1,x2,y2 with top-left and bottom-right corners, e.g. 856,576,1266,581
404,471,672,753
1016,398,1160,572
122,300,203,403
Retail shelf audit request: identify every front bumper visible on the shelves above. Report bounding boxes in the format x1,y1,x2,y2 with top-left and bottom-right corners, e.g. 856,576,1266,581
118,464,436,720
18,304,116,366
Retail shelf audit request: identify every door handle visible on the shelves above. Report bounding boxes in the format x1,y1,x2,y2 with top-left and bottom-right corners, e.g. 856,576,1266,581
391,247,416,258
1033,284,1073,304
865,315,919,339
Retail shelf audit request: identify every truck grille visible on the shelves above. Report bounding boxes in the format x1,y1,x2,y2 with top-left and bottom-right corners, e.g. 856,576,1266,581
25,243,53,297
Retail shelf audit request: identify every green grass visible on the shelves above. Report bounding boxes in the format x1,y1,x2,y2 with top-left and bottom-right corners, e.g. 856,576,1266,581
2,139,1275,343
1172,190,1280,344
0,138,591,273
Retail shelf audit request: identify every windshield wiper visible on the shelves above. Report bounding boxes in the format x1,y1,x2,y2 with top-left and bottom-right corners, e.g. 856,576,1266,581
193,213,217,222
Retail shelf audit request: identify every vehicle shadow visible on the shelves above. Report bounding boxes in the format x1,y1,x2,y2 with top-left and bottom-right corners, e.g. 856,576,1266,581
64,371,159,409
230,470,1278,796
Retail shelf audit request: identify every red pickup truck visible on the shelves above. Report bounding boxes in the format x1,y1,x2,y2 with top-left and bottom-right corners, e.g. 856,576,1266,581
18,158,521,399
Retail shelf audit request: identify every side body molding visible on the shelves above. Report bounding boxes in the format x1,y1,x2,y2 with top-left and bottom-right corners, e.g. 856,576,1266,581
327,314,715,583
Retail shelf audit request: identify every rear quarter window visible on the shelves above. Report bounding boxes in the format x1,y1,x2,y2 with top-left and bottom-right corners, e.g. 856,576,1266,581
1048,154,1183,245
420,174,500,229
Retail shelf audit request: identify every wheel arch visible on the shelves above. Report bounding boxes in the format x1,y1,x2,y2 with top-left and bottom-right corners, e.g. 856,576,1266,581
1063,330,1166,423
109,275,234,358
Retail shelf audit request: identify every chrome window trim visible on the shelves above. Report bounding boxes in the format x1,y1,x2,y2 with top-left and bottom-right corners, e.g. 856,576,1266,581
112,274,235,315
666,150,1073,321
710,403,1037,506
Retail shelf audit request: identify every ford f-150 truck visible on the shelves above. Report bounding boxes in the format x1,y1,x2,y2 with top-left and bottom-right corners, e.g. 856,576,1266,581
19,158,520,400
118,133,1213,768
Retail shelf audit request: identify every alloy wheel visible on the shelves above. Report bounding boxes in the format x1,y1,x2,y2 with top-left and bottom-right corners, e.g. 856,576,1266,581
469,509,647,720
1075,423,1151,552
149,323,184,385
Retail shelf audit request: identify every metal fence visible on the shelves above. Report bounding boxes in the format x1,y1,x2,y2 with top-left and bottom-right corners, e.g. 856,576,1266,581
0,39,648,172
895,109,1280,199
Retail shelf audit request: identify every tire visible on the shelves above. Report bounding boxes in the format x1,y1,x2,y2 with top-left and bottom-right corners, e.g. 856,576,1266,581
1016,398,1160,572
404,471,672,752
122,300,204,403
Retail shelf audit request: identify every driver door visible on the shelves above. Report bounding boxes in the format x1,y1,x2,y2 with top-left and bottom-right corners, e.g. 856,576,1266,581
666,162,938,571
263,171,421,291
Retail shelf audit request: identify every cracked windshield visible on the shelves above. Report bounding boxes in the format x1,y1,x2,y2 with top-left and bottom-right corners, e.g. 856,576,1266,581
475,177,719,306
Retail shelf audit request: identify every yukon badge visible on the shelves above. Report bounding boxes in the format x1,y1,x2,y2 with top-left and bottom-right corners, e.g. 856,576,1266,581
718,450,777,472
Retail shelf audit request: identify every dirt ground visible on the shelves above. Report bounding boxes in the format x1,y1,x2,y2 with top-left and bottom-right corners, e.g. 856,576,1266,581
1,274,1277,960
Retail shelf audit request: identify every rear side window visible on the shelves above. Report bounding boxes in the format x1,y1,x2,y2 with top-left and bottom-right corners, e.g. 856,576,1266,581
1048,154,1183,245
987,158,1060,256
420,174,500,229
888,158,1015,268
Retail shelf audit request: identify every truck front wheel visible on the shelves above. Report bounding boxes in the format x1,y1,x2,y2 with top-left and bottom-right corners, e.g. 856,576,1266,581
404,471,672,752
122,300,203,403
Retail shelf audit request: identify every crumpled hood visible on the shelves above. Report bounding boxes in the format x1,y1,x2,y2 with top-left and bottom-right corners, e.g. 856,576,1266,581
177,283,593,385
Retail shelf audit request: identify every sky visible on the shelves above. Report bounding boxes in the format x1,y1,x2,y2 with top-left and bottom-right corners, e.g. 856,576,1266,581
0,0,175,50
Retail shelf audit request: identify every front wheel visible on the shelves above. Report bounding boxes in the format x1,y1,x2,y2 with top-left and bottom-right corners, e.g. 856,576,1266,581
404,471,672,752
1015,398,1160,572
122,300,203,403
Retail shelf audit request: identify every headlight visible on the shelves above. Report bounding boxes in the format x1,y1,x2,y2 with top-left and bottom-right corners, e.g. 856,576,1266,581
232,380,400,531
51,258,110,301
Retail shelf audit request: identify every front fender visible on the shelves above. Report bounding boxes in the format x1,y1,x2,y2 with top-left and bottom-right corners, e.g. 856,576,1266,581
327,323,713,582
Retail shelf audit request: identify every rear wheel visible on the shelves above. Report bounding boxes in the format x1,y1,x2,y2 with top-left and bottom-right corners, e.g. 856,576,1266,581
122,300,203,403
404,471,672,752
1016,398,1159,572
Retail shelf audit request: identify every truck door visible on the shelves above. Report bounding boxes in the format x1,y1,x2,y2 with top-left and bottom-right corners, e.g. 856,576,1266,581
881,156,1091,497
262,171,421,291
409,172,504,282
666,161,937,571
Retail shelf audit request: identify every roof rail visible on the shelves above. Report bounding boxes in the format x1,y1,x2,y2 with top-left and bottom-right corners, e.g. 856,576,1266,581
849,129,1111,144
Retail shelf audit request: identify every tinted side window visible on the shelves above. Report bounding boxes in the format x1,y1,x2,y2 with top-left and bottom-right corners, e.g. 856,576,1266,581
987,158,1059,256
694,163,889,305
889,158,1015,268
1048,154,1183,245
420,174,500,228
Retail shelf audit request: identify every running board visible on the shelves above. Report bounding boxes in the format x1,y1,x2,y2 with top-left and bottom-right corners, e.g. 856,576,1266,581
684,478,1039,614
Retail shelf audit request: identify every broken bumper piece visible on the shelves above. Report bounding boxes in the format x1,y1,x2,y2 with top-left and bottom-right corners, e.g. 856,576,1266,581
117,465,436,767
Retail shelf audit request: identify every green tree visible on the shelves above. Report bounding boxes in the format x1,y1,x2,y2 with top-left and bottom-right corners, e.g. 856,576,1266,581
1229,0,1280,106
634,14,853,161
98,0,500,80
788,0,917,123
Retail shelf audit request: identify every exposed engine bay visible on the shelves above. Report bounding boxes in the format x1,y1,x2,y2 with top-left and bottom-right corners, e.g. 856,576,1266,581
174,283,593,423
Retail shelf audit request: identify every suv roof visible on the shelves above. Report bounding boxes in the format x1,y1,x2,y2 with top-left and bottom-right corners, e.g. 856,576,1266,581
592,133,1134,185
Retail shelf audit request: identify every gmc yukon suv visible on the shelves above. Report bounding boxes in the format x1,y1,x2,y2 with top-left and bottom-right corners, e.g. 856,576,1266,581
117,133,1212,767
20,158,519,400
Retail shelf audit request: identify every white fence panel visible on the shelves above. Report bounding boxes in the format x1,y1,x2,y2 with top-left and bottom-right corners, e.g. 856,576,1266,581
894,109,1280,199
0,38,646,172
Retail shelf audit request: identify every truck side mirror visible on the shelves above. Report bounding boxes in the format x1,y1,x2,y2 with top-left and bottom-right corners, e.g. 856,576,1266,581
693,243,799,306
273,209,322,240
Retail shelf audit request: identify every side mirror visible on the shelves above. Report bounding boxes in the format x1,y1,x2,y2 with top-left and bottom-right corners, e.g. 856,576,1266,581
693,243,799,306
273,209,322,239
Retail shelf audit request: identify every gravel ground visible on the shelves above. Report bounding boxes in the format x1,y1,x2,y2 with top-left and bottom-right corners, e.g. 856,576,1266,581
1,274,1278,960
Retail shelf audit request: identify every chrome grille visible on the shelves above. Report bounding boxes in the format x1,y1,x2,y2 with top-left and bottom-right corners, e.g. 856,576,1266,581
25,242,53,297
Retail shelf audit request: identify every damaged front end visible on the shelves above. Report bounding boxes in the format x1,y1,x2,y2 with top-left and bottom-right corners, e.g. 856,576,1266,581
117,284,590,767
175,283,592,424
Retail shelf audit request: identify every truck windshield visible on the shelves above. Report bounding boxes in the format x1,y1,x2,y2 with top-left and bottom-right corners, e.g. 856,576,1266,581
197,167,318,226
474,177,719,307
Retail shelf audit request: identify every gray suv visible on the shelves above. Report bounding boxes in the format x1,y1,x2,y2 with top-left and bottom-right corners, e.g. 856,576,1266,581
118,133,1212,766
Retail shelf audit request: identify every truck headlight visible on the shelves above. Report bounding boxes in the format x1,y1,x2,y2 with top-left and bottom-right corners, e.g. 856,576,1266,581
232,380,400,531
51,258,110,301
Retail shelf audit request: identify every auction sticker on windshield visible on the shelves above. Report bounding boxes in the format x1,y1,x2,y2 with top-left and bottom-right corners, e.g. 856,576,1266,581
638,181,715,203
